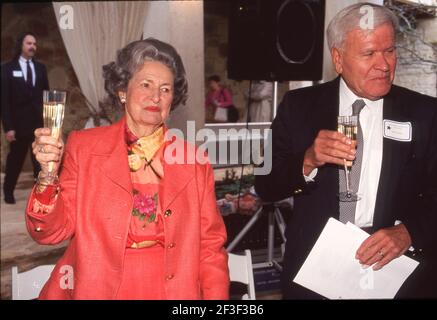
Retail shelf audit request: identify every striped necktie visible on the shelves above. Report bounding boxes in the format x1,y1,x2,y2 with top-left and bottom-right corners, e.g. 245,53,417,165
339,99,366,223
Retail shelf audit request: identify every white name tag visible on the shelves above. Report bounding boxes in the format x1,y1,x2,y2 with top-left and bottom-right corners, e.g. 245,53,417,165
383,120,412,142
13,70,23,77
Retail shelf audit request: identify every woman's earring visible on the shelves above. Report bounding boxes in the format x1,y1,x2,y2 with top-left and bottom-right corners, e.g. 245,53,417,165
120,96,126,104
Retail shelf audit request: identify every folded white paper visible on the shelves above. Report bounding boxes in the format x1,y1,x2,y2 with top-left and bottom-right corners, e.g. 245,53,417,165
293,218,419,299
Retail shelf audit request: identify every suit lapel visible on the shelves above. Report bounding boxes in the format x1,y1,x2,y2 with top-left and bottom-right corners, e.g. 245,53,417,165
95,120,195,216
317,77,340,131
33,62,39,88
96,118,132,195
373,89,399,228
159,138,195,212
373,89,407,227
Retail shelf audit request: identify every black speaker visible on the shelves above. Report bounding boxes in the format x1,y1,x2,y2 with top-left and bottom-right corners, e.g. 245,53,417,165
227,0,325,81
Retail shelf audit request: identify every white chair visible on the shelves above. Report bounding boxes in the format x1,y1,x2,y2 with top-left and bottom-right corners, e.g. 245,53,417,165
228,249,256,300
12,265,55,300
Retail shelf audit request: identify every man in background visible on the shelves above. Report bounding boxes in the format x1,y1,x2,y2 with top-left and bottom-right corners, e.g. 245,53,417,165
246,80,273,122
1,32,49,204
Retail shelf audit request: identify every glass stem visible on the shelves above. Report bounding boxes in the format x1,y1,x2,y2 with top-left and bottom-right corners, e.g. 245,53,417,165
344,160,351,196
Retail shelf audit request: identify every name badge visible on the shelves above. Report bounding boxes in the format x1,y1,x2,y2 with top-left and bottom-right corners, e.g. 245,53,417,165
383,120,412,142
13,70,23,77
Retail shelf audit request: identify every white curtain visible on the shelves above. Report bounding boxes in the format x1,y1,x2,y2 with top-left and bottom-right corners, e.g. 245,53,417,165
53,1,149,126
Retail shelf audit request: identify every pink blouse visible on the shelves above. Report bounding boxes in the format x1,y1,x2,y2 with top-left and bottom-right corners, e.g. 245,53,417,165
125,125,165,249
205,87,233,108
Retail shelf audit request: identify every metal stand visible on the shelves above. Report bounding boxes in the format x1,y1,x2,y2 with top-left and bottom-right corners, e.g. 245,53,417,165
273,81,278,119
226,81,285,270
226,202,287,271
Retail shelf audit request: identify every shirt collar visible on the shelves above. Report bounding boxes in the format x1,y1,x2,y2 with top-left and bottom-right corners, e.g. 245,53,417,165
339,77,381,114
19,56,33,64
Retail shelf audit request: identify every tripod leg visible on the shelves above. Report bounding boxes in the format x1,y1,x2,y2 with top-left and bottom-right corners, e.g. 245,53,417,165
274,207,287,257
268,208,285,272
226,206,263,252
274,208,287,242
272,260,283,272
267,210,275,262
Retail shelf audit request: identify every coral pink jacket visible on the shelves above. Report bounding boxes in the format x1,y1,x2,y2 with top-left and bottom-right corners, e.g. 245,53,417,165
25,118,229,299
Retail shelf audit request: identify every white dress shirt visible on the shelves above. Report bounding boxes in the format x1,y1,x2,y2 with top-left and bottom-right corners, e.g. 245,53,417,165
339,78,383,227
304,78,383,227
18,56,36,86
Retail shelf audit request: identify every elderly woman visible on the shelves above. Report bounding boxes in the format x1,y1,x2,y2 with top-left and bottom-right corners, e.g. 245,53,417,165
26,38,229,299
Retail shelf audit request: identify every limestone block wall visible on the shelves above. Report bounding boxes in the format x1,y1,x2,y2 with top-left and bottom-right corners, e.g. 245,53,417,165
394,17,437,97
143,1,205,134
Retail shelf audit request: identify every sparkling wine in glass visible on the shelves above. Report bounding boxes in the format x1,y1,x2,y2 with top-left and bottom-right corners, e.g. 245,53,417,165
43,90,66,178
337,116,360,202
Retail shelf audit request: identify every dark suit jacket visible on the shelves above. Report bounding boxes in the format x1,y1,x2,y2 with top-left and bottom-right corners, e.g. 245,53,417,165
255,77,437,298
1,58,49,137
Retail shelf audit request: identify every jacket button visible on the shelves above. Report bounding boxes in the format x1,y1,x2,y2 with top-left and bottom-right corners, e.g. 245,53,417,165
165,274,174,280
164,209,172,217
168,242,176,249
35,226,42,232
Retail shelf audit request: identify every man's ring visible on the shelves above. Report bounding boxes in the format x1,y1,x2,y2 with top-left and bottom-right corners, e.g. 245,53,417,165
378,250,384,258
39,146,45,153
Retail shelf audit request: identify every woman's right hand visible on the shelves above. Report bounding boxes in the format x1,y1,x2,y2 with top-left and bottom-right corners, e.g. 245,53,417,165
32,128,65,176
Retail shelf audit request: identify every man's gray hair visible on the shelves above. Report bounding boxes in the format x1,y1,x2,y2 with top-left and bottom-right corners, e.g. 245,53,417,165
327,2,399,51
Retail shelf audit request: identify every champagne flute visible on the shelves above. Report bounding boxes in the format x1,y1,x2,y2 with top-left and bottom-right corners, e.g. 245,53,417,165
337,115,360,202
43,90,66,181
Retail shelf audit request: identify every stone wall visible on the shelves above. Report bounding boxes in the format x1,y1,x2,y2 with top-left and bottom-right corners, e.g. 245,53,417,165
143,1,206,135
1,3,90,172
394,17,437,97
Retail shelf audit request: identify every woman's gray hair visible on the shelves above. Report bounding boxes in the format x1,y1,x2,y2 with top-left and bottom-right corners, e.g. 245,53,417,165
327,3,399,51
103,38,188,111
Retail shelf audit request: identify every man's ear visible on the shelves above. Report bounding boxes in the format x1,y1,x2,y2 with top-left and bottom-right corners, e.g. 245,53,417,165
331,47,343,75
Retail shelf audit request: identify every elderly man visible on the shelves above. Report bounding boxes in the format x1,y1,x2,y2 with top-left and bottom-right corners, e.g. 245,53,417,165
255,3,437,299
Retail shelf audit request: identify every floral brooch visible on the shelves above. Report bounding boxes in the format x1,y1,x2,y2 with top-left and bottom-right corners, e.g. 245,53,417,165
132,189,158,228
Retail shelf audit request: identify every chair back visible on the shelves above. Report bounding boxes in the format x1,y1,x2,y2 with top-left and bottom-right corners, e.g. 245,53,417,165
12,265,55,300
228,249,256,300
